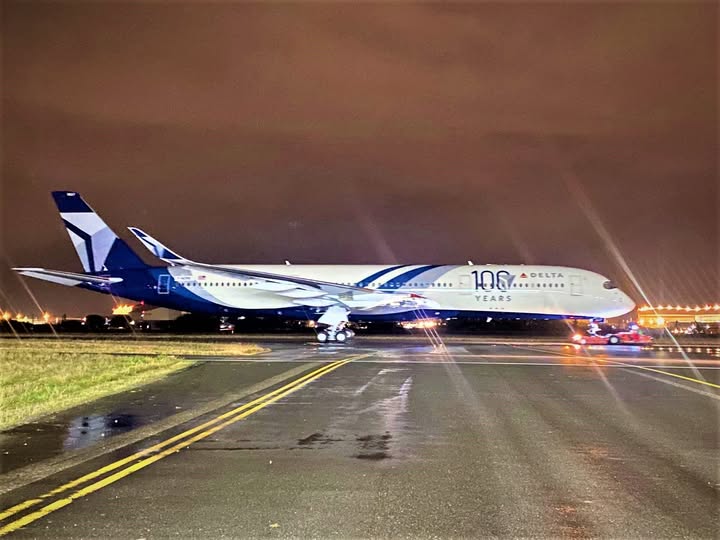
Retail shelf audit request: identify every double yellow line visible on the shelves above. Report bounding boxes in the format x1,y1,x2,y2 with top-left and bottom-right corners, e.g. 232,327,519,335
0,356,362,536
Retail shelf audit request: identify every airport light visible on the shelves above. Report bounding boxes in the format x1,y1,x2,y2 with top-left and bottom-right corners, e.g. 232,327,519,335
401,319,439,330
112,304,135,315
639,304,720,313
2,311,10,320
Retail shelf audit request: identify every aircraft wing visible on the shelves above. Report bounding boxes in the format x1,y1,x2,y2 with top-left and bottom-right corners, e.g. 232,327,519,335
127,227,437,311
13,268,123,287
190,263,419,309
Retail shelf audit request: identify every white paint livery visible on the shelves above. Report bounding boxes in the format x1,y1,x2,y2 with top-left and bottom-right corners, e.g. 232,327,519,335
15,191,636,343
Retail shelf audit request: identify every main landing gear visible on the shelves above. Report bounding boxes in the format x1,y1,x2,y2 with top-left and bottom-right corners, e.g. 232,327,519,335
315,306,355,343
316,327,355,343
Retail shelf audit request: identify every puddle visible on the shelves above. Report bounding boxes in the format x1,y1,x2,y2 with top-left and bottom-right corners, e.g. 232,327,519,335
0,362,293,475
294,431,343,448
355,432,392,459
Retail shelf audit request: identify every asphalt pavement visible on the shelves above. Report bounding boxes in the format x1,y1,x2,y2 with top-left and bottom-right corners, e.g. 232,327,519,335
1,340,719,538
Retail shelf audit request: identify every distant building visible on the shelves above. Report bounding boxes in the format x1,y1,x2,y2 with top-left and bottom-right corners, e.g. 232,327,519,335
637,304,720,334
139,307,186,322
111,303,186,331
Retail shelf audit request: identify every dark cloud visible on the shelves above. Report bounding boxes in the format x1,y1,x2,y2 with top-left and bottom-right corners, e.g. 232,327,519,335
1,2,717,315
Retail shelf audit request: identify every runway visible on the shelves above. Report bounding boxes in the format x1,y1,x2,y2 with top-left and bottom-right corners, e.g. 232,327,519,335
1,340,719,538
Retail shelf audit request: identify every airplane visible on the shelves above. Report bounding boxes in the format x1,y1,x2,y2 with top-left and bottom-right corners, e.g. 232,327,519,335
14,191,636,342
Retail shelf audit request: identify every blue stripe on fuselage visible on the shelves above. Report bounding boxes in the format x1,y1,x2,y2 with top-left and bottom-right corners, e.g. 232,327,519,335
354,265,408,287
377,265,441,289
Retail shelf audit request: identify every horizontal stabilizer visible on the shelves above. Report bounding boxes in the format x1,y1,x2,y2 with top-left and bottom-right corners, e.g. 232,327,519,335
13,268,122,287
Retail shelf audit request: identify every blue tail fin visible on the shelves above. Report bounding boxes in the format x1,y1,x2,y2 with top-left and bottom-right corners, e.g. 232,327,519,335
52,191,148,272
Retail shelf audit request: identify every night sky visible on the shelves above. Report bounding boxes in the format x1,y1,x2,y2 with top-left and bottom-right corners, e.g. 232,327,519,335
2,2,717,317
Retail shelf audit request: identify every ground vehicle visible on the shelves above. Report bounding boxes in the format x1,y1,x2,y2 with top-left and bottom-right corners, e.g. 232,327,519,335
219,321,236,334
572,325,653,345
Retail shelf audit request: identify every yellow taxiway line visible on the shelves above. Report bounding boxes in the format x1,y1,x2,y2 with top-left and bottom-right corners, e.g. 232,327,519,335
519,344,720,391
0,355,365,536
595,359,720,390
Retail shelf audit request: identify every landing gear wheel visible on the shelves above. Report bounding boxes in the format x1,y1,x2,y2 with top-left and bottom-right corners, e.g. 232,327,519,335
317,331,329,343
335,330,348,343
608,335,620,345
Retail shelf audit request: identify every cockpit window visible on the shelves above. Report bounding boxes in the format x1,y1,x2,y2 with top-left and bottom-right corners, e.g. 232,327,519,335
603,280,617,290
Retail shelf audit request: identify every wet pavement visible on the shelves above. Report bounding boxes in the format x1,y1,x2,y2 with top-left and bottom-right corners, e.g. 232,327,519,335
1,340,719,538
0,359,312,475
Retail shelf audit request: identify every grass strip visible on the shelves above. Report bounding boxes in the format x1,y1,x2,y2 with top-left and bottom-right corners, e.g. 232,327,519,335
0,350,197,430
1,339,268,357
1,339,267,429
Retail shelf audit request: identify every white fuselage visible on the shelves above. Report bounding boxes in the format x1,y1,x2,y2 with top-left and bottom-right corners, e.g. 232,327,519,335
164,264,635,319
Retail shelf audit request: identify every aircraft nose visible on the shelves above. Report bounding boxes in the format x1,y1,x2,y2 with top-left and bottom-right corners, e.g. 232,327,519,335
617,290,636,313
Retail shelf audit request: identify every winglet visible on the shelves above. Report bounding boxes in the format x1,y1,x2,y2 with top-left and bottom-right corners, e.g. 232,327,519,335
127,227,191,265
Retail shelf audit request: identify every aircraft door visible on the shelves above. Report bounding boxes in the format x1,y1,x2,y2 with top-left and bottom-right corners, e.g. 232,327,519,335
158,274,171,295
459,274,472,294
570,275,582,296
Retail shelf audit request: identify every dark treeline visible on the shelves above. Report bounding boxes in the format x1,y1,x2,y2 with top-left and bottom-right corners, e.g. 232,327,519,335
1,315,581,337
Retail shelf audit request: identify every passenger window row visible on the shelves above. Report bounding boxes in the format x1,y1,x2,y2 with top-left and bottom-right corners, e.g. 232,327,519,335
185,280,565,289
347,283,454,288
187,281,257,287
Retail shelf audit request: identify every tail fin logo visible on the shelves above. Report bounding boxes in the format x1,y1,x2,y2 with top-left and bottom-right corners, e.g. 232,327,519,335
60,212,116,273
52,191,147,272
